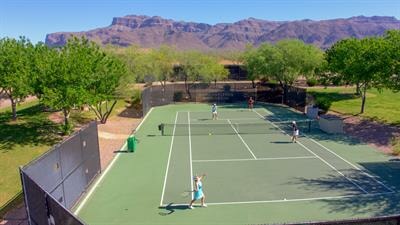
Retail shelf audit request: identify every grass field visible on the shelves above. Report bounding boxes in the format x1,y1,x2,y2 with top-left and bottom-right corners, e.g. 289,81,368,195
0,102,60,206
0,99,131,208
75,103,400,225
307,87,400,125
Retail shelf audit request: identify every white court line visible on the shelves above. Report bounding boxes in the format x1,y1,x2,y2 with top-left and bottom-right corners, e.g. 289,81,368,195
296,141,368,194
188,112,194,199
74,107,154,215
191,118,262,121
192,156,317,163
160,191,394,207
159,112,179,206
310,139,395,193
253,110,369,194
227,119,257,159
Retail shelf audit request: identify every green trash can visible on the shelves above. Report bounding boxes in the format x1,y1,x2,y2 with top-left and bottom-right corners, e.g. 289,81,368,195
127,136,137,152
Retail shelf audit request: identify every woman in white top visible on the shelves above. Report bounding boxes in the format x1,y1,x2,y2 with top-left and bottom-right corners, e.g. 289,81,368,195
291,121,299,143
211,104,218,120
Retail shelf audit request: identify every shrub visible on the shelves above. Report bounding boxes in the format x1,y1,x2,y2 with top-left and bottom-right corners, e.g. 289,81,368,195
331,78,343,86
62,122,74,135
173,91,183,102
131,89,141,109
391,137,400,155
315,97,331,112
306,78,318,87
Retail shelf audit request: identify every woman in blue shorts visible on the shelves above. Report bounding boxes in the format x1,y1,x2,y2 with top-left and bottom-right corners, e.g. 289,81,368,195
188,174,207,209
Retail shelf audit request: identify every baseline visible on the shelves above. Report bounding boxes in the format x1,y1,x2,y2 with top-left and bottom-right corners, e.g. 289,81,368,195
160,191,394,207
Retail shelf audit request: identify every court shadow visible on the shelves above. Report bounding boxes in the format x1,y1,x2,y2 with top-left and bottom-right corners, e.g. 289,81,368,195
270,141,292,144
389,158,400,162
158,203,189,216
117,104,143,118
113,150,129,153
289,161,400,217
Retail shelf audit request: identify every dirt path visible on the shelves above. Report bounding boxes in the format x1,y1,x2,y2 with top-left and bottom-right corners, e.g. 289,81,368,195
341,114,400,154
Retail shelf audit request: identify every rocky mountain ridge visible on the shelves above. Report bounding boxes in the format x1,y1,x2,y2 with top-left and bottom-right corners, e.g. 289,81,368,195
45,15,400,50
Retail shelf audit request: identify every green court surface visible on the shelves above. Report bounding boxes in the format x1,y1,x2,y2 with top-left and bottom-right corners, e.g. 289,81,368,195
74,103,400,225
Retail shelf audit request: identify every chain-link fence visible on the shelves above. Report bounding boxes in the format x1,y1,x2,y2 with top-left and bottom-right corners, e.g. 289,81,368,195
20,121,101,225
141,82,307,115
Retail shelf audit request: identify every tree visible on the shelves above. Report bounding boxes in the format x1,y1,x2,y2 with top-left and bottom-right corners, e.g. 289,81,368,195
244,39,324,103
105,44,148,84
275,39,324,100
178,51,205,99
31,42,58,100
39,37,126,132
39,37,91,131
178,51,228,99
382,30,400,92
325,38,363,93
202,57,229,86
326,37,388,114
0,37,34,120
242,46,265,87
86,53,126,124
150,45,177,90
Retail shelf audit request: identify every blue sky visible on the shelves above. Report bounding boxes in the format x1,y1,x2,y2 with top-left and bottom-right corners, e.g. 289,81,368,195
1,0,399,43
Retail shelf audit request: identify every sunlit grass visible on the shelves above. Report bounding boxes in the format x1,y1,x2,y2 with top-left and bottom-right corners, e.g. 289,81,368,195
307,87,400,125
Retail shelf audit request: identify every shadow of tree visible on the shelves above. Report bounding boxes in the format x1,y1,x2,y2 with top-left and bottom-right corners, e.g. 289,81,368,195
344,119,400,151
308,91,358,105
288,161,400,217
0,104,61,151
118,105,143,118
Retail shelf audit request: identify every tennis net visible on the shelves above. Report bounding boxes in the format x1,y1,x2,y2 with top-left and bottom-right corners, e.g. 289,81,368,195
159,119,317,136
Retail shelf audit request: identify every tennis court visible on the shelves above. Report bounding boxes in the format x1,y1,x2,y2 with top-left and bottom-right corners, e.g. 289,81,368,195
75,103,400,225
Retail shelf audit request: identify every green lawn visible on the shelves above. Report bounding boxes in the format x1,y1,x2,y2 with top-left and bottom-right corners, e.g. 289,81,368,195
0,99,131,208
307,87,400,125
0,102,61,207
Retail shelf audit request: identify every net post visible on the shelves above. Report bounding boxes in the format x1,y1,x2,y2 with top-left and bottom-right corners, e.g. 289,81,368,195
159,123,165,136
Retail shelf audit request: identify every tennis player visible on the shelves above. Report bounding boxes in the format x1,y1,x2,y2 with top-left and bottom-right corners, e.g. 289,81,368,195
211,103,218,120
291,121,299,143
248,97,255,111
188,174,207,209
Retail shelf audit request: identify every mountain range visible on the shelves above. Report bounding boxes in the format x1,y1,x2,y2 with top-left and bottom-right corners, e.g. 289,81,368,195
45,15,400,50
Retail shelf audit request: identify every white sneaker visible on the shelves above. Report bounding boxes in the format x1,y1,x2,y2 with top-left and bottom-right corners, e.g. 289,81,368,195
201,204,207,207
188,205,194,209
